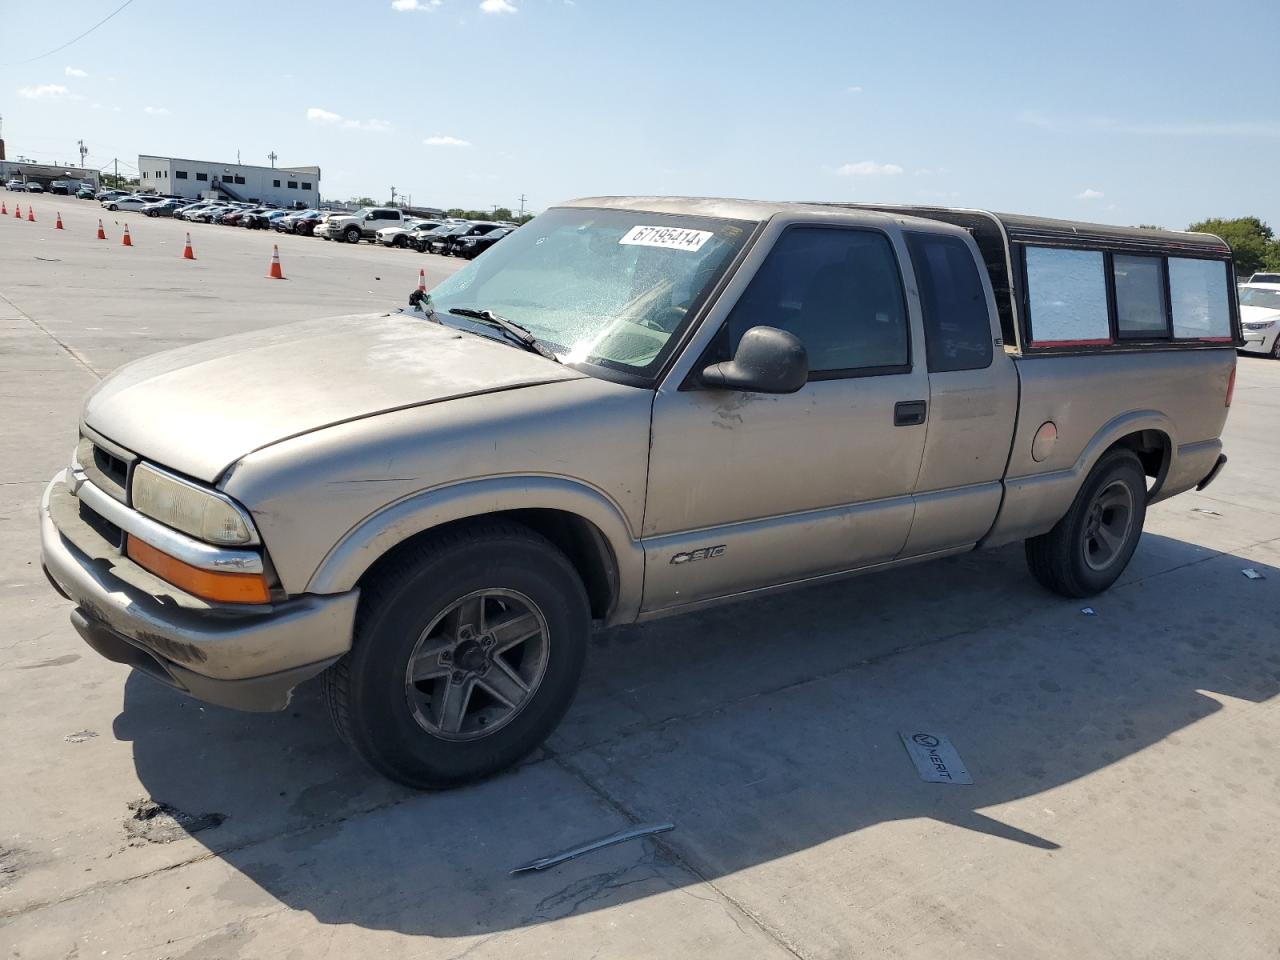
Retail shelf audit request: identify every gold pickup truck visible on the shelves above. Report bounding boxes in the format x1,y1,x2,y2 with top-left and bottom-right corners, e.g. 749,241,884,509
40,198,1239,787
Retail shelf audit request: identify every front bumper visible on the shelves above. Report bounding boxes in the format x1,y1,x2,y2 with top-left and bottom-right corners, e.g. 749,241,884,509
40,471,359,711
1240,330,1276,353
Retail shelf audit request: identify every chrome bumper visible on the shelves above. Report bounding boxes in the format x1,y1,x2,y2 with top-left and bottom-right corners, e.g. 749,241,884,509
40,471,359,711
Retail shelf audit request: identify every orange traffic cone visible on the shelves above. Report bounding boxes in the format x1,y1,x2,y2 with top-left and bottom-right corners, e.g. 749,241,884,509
1,200,6,215
55,212,64,230
182,232,195,260
266,244,285,279
96,218,107,240
27,206,35,222
417,268,426,293
14,203,21,219
121,223,132,247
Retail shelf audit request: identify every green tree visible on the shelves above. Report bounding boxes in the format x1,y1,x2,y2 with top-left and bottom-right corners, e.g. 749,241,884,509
352,196,377,206
491,207,514,221
1186,217,1274,276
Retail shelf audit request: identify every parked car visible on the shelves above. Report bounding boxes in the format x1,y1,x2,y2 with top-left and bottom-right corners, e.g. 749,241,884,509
438,222,506,256
319,207,410,244
189,205,234,223
142,198,186,218
247,210,290,230
5,179,26,192
275,210,322,234
95,189,126,202
377,220,442,248
38,198,1240,788
1247,272,1280,285
293,210,325,236
77,186,97,200
1238,283,1280,358
26,182,45,194
418,223,473,254
452,226,514,260
219,208,251,226
102,195,154,212
174,202,213,221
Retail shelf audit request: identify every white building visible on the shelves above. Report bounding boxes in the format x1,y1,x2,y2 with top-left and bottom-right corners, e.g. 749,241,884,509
137,155,321,207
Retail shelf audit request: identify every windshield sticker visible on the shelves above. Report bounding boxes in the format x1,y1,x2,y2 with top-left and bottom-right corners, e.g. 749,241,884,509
619,225,714,252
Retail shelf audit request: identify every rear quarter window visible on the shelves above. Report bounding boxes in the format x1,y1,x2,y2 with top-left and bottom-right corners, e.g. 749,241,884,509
1025,247,1110,346
905,232,994,372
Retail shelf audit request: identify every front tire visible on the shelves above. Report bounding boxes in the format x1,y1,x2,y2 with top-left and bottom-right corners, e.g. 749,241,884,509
1271,336,1280,360
344,226,362,244
1025,448,1147,598
322,523,591,788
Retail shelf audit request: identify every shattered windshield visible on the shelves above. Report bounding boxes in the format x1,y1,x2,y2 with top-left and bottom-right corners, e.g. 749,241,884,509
424,207,752,375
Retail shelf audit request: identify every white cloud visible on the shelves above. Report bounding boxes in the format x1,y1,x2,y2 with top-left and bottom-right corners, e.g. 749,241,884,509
17,83,70,100
480,0,517,12
143,105,169,115
307,107,342,123
836,160,903,177
391,0,441,10
1076,188,1104,201
845,85,863,94
423,135,472,147
64,66,88,78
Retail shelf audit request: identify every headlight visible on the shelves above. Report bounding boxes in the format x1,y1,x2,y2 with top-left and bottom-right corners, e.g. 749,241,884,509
1245,319,1276,330
131,463,258,545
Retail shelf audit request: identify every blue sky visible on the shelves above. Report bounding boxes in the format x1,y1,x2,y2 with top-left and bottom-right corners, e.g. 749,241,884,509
2,0,1276,228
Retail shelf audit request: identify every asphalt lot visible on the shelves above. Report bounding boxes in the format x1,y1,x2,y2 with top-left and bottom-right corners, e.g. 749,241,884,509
1,196,1278,959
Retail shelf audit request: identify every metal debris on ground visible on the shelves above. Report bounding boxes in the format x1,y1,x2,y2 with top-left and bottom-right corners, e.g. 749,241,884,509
1242,569,1265,580
899,732,974,785
1191,507,1223,517
1081,607,1097,615
510,822,675,875
63,730,97,743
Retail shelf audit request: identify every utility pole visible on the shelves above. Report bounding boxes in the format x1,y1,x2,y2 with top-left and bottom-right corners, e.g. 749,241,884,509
114,157,118,186
518,193,528,217
78,139,88,167
390,185,397,206
268,151,277,168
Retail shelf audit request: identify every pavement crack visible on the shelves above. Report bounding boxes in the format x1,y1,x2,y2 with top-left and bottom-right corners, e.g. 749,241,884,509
0,291,101,381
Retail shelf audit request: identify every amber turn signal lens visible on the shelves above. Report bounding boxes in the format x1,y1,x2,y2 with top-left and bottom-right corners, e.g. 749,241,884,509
126,536,270,605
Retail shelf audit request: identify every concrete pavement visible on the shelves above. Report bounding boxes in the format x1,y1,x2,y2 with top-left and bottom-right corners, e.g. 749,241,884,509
1,195,1277,959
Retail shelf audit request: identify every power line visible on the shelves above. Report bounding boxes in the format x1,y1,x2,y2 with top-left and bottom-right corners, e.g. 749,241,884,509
0,0,138,67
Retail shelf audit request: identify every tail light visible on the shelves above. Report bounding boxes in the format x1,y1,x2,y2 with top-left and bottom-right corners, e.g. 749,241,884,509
1225,365,1236,408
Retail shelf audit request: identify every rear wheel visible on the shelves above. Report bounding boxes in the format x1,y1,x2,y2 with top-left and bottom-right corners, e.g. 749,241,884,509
322,523,591,788
1025,448,1147,598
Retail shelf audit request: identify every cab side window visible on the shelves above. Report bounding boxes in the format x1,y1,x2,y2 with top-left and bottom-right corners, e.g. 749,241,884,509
724,227,910,377
905,232,994,372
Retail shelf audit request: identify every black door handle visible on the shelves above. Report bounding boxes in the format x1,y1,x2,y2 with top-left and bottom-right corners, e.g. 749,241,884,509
894,400,927,426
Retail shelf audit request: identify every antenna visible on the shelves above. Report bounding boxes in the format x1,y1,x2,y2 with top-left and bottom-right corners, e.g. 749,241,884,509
268,151,277,168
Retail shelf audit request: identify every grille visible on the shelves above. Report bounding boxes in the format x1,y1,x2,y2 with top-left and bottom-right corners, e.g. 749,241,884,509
93,445,129,491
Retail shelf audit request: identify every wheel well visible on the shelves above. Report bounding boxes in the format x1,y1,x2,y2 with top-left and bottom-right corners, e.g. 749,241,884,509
356,510,618,621
1111,429,1171,494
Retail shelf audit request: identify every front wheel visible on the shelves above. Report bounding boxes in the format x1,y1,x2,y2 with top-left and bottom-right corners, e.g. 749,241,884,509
344,226,362,244
1270,336,1280,360
1025,448,1147,598
322,523,591,788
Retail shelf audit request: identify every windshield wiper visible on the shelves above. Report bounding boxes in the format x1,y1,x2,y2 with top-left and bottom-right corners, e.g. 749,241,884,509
448,308,559,362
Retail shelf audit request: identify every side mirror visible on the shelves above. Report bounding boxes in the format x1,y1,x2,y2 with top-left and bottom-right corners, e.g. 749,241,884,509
701,326,808,394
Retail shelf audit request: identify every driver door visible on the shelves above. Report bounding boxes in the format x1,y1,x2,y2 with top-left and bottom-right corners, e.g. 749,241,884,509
641,222,929,614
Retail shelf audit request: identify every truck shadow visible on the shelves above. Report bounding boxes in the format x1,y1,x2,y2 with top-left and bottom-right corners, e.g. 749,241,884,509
114,534,1280,936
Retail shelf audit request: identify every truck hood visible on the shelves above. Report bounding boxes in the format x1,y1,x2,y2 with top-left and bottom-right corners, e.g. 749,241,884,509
83,312,584,483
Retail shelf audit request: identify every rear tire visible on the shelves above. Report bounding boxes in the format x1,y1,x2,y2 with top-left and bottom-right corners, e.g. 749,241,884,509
321,522,591,789
1025,448,1147,598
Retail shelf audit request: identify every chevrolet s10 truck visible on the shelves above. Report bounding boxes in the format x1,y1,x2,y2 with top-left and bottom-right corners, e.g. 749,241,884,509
40,198,1240,787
